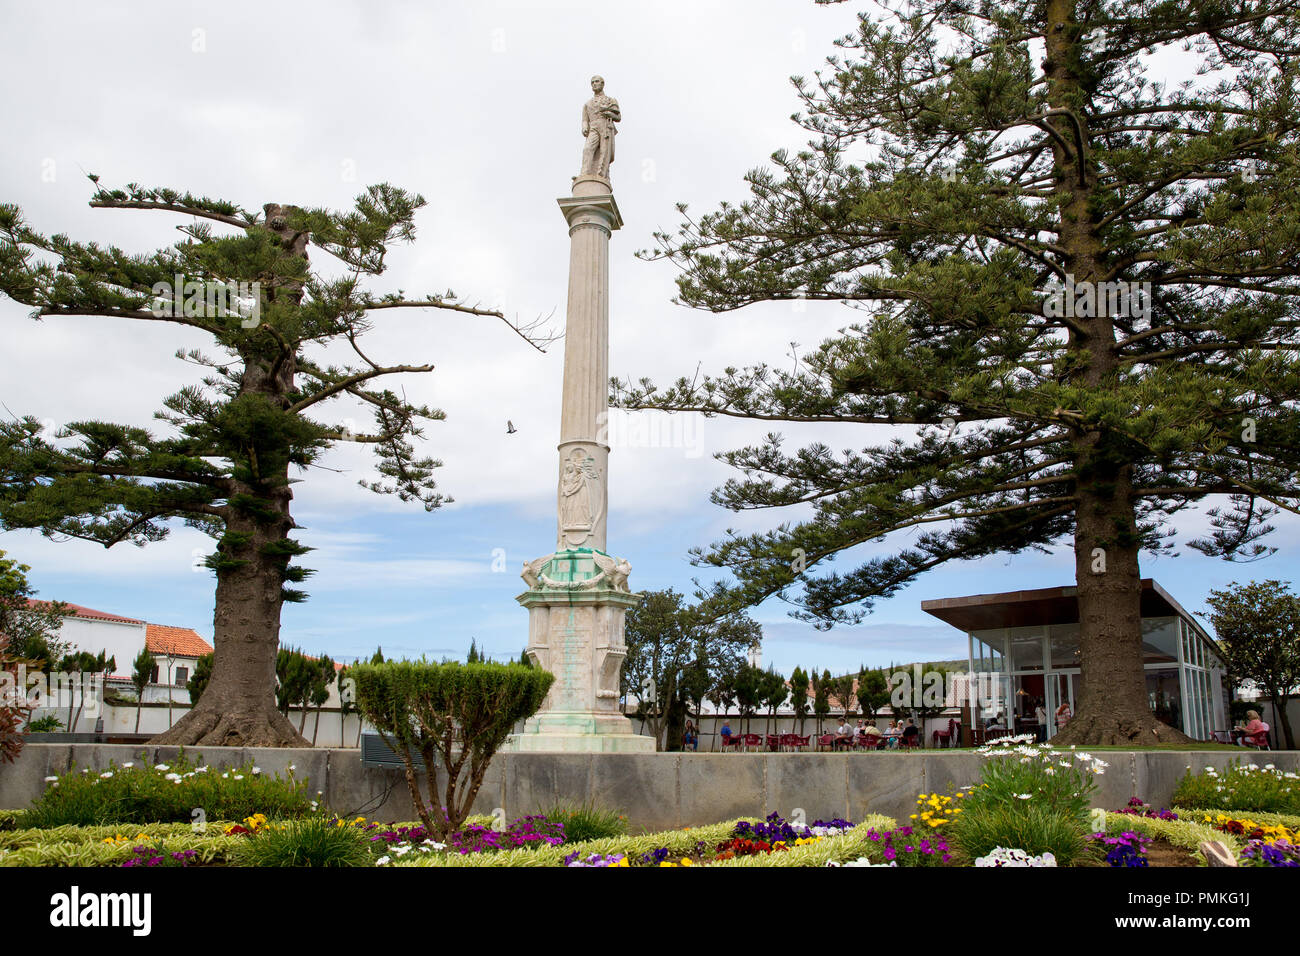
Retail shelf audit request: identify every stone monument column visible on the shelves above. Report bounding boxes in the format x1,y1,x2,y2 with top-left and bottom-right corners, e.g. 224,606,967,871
506,78,653,753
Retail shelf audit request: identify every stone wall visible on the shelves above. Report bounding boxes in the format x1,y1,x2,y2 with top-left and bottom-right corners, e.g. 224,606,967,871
3,744,1296,831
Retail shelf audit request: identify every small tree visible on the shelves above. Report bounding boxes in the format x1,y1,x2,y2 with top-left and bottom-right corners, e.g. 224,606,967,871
1205,580,1300,750
857,668,890,724
351,660,553,838
130,647,156,734
812,669,832,735
759,666,788,736
308,655,335,745
623,588,759,750
734,664,765,737
789,666,809,735
186,653,213,708
0,550,71,668
831,672,856,719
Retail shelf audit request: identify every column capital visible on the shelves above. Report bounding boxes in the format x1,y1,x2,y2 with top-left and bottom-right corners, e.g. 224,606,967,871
558,191,623,234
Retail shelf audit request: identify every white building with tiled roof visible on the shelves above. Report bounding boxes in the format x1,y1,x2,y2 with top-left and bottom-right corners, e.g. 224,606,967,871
25,600,213,712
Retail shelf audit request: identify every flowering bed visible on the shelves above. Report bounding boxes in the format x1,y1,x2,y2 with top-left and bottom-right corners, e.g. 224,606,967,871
1172,762,1300,814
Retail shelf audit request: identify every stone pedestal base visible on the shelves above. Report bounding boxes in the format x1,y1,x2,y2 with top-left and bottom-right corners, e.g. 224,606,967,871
507,711,656,753
506,549,655,754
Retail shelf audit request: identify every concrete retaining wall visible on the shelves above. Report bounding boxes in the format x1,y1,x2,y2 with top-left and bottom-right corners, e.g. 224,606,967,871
2,744,1297,831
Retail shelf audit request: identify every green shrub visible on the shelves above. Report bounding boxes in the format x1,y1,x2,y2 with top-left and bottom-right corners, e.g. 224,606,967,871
24,751,314,827
351,660,554,839
25,715,62,733
948,802,1097,866
1172,762,1300,814
945,739,1108,866
230,817,378,867
0,810,25,831
542,801,628,843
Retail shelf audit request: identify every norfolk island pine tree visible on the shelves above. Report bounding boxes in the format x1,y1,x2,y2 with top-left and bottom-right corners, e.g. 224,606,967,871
613,0,1300,744
0,178,552,746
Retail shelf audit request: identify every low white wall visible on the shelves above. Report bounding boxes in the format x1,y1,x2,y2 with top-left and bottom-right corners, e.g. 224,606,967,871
26,701,368,746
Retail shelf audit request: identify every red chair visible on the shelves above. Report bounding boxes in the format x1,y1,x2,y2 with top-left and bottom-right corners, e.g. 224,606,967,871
861,734,882,750
901,727,922,750
932,718,958,749
721,733,743,752
1244,724,1271,749
794,735,811,752
778,733,797,752
817,733,835,752
744,733,763,752
766,734,781,752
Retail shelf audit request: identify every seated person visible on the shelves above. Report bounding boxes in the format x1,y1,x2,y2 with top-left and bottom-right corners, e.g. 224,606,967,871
901,718,920,744
1242,710,1270,746
719,721,733,742
834,718,853,748
683,719,698,752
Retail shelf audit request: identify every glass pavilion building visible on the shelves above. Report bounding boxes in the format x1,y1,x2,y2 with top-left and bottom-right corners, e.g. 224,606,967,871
922,579,1230,741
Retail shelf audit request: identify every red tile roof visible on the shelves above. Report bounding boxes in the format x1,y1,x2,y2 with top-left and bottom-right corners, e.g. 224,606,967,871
25,599,144,625
145,624,213,658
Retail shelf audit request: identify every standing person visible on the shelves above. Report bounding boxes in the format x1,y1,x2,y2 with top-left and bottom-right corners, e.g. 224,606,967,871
1034,700,1048,742
1055,699,1072,728
683,719,698,752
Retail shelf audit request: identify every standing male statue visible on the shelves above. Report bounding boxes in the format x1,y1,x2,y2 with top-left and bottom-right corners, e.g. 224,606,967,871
579,75,620,180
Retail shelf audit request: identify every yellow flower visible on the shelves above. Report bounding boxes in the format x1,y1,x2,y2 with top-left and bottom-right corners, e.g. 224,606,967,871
679,858,693,866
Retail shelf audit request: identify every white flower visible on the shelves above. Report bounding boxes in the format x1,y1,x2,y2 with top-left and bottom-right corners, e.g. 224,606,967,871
288,764,296,772
233,774,244,781
165,772,182,782
99,771,113,779
222,773,229,779
252,767,262,775
155,763,169,771
376,856,391,866
122,762,134,769
43,775,58,783
1016,793,1032,800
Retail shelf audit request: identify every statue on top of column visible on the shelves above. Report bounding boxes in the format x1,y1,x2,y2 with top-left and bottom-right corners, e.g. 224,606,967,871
579,75,620,180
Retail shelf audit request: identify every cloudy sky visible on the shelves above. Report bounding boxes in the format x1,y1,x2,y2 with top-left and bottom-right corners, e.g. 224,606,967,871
1,0,1295,675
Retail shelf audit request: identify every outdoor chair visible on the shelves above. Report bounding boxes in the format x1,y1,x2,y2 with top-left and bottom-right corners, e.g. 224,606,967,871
932,718,958,749
817,733,835,752
743,733,763,751
721,733,743,752
1243,725,1271,749
1210,729,1233,745
860,733,882,750
793,734,811,751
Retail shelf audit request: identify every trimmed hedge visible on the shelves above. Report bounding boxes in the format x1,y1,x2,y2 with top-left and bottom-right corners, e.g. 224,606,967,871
1103,813,1238,865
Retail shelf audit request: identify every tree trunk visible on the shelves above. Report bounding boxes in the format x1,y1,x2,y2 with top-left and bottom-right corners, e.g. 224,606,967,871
135,700,142,734
152,485,307,748
1038,0,1190,748
1270,692,1294,750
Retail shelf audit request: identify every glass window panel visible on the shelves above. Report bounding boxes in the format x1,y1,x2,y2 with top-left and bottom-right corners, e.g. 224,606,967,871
1010,634,1045,671
1049,623,1081,668
1142,618,1179,664
1146,668,1182,732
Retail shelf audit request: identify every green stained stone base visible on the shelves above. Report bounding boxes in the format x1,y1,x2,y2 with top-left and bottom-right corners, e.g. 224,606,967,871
505,711,656,753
